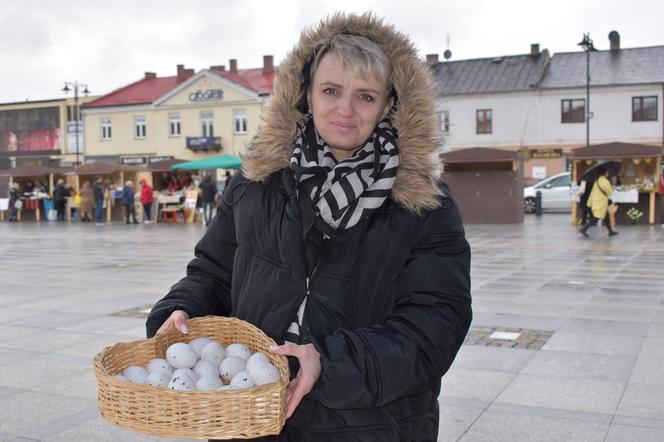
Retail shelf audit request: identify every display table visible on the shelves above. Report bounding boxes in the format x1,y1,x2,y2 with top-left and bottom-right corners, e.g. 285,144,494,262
611,189,639,203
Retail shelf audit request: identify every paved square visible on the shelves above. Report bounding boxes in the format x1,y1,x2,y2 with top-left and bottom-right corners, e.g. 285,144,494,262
1,214,663,441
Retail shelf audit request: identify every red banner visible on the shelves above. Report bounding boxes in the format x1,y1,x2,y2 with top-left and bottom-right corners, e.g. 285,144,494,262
5,129,60,152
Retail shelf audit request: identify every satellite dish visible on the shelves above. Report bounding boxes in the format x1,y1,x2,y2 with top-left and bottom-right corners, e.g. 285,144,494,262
444,49,452,60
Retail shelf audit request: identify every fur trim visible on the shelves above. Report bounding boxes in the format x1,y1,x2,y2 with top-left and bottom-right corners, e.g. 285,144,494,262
242,12,443,213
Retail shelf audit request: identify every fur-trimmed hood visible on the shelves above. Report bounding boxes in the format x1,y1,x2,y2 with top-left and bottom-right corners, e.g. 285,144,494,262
242,12,443,213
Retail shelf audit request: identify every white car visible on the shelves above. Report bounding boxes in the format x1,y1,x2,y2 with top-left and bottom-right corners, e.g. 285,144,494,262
523,172,573,213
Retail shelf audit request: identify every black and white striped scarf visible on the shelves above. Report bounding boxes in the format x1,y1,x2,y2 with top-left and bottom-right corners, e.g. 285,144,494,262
290,116,399,230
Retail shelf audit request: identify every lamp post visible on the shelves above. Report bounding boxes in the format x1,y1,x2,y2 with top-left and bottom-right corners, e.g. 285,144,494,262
577,34,596,148
62,81,90,165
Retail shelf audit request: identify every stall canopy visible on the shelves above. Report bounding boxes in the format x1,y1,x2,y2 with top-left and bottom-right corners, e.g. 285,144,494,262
0,164,72,177
570,142,664,160
147,159,187,173
171,154,242,171
65,162,143,175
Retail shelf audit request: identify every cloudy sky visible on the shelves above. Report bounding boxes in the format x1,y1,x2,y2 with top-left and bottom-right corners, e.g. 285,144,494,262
1,0,663,103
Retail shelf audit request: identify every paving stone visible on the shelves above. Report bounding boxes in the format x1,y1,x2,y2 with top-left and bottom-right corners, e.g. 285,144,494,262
437,403,484,442
629,337,664,385
521,350,635,383
542,331,643,355
618,383,664,420
440,367,516,402
605,425,664,442
558,318,649,336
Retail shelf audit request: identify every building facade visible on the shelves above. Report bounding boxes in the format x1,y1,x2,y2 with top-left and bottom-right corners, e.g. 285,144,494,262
82,57,276,167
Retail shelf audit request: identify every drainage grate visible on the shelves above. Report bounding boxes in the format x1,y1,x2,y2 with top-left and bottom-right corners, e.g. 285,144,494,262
464,326,553,350
110,303,154,318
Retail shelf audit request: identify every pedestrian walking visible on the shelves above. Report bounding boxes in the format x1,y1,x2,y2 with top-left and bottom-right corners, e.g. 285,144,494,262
139,178,154,223
79,181,93,222
8,182,20,222
579,165,619,237
93,177,105,226
122,180,139,224
200,175,217,226
53,179,70,221
146,13,471,441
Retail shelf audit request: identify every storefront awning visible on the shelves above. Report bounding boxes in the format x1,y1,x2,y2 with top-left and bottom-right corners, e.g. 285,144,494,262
570,142,664,160
171,154,242,171
0,165,72,177
440,147,522,163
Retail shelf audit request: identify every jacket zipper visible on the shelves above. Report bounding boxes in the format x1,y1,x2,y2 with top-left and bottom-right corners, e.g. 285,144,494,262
300,262,320,336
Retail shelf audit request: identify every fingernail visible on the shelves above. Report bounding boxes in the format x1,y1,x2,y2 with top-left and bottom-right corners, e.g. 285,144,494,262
180,324,188,334
270,345,280,351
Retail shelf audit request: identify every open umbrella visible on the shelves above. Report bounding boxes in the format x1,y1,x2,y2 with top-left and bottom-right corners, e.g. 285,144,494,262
581,160,621,181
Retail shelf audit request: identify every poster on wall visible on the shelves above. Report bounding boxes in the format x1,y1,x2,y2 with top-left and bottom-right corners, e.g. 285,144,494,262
66,122,85,154
3,129,60,152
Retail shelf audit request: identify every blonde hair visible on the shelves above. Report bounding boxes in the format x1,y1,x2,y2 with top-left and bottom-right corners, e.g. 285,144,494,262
125,180,133,186
310,34,391,91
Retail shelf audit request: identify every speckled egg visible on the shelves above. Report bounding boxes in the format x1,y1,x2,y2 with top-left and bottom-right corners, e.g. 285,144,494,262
171,367,198,384
230,370,255,388
147,358,173,375
188,337,213,356
248,362,280,386
219,356,247,382
123,365,149,384
166,342,198,369
196,375,223,391
146,371,170,388
200,342,225,365
194,359,219,378
168,374,194,391
225,343,252,360
246,352,271,372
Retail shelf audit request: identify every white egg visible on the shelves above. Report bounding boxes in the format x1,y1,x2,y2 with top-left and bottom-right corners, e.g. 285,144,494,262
123,365,149,384
193,360,219,378
219,356,247,382
196,375,223,391
217,385,240,390
225,343,251,360
146,371,170,388
248,362,280,386
166,342,198,369
112,374,127,381
168,375,194,391
146,358,173,375
230,370,255,388
246,352,271,372
200,342,225,365
188,337,213,357
171,368,198,383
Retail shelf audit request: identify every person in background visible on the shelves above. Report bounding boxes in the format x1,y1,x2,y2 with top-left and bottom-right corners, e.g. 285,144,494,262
139,178,154,223
53,179,70,221
8,182,20,222
200,174,217,226
93,177,105,226
224,170,232,192
147,13,471,441
79,180,93,222
579,166,619,237
122,180,139,224
24,180,34,195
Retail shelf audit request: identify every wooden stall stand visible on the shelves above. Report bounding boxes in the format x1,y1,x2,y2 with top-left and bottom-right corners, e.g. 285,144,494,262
571,142,663,225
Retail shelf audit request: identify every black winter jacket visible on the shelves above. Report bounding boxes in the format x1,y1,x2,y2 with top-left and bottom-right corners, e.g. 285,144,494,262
146,169,472,441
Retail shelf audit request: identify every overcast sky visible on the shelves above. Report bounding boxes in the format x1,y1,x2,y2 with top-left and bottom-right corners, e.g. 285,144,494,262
1,0,663,103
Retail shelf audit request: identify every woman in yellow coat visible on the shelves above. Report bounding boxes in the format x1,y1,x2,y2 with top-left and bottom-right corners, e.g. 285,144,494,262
579,166,619,237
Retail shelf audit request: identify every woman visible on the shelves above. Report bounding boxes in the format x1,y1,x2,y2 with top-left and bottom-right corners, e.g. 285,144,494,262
147,13,471,441
139,178,154,223
79,181,94,222
122,180,139,224
53,179,70,221
8,182,20,222
579,166,618,237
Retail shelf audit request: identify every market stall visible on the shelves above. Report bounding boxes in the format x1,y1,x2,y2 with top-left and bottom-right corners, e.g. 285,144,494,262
571,142,663,225
440,147,525,223
0,164,71,221
66,162,143,222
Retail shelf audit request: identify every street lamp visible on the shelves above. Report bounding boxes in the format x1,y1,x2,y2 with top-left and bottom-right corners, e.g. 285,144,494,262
577,33,597,148
62,81,90,165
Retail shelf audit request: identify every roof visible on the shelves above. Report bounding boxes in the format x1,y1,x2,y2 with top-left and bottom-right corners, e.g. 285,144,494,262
84,76,182,108
147,158,187,172
433,52,550,95
0,164,72,177
65,162,142,175
440,147,522,163
212,68,276,95
570,142,664,159
540,46,664,89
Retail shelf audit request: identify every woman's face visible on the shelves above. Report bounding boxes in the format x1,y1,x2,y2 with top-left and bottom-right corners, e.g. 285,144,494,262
308,52,392,161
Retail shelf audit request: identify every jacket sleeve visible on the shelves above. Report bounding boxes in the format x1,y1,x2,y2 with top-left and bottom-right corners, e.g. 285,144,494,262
599,176,613,198
145,190,237,338
309,196,472,409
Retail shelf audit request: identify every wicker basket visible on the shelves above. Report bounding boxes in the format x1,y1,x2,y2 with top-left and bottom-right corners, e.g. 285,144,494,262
93,315,288,439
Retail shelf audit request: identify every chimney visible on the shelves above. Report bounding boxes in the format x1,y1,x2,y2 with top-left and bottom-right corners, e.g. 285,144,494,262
144,72,156,79
229,59,238,73
426,53,439,66
177,64,184,78
263,55,274,74
184,68,194,80
609,31,620,51
210,65,226,71
530,44,540,57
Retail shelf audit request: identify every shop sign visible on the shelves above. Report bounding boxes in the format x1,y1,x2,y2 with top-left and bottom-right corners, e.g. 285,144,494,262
121,156,147,165
148,156,174,164
186,137,222,151
66,122,85,154
529,149,562,160
188,89,224,102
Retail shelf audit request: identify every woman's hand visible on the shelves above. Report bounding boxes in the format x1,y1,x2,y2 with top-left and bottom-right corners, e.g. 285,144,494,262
271,343,321,418
155,309,190,336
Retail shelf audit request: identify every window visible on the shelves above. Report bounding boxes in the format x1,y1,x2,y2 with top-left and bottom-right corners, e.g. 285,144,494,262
632,96,658,121
134,115,146,139
476,109,492,134
440,111,450,133
234,109,247,134
201,111,214,137
66,105,80,122
169,113,181,136
561,99,585,123
101,118,112,140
